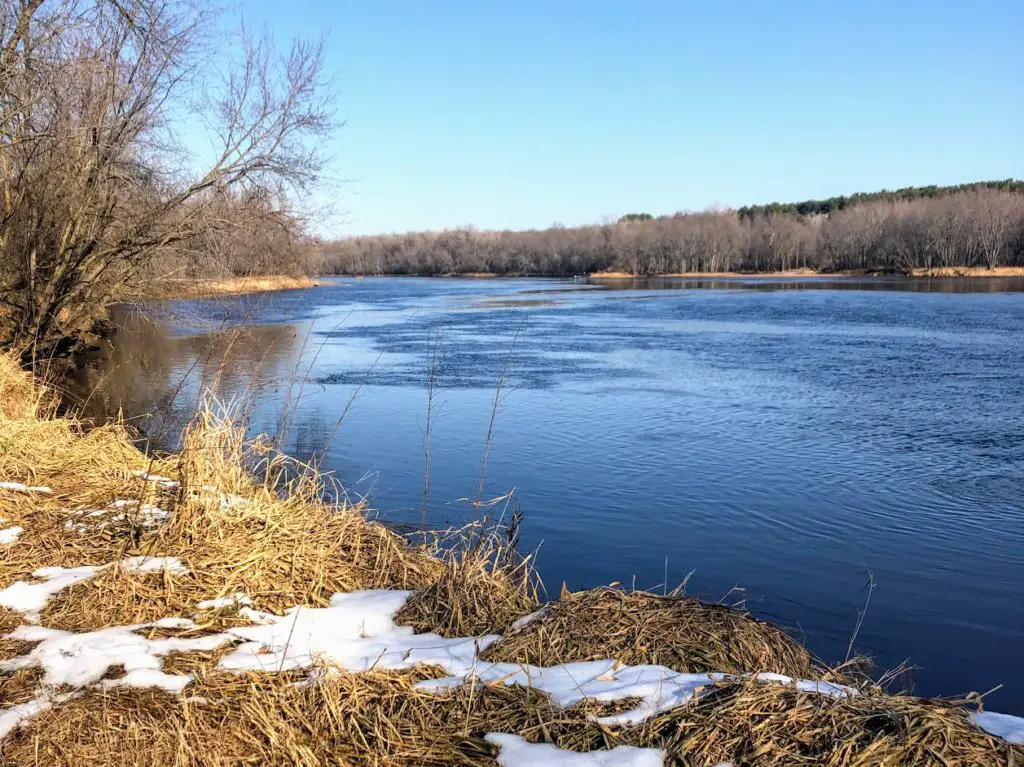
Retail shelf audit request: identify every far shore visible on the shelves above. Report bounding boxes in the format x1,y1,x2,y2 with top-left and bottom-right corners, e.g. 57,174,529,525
137,267,1024,301
589,266,1024,279
143,274,322,299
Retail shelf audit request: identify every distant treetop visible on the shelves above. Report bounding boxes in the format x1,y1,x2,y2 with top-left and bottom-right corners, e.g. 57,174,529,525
618,213,654,223
737,179,1024,219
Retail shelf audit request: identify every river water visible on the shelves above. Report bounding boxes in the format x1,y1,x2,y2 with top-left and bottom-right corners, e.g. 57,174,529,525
70,276,1024,712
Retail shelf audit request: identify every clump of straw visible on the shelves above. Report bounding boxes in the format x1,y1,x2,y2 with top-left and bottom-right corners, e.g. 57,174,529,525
482,586,835,680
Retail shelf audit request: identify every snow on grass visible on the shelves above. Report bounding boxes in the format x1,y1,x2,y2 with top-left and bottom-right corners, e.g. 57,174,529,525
973,710,1024,744
0,557,188,620
64,501,170,532
218,590,500,674
485,733,663,767
132,471,178,488
509,607,547,630
0,620,232,692
0,566,102,620
0,578,1018,749
0,693,78,740
119,556,189,575
420,660,852,726
197,593,253,610
211,588,856,728
0,525,23,544
0,481,52,494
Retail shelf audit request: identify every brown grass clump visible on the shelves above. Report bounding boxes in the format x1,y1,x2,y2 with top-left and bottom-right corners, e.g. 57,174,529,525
482,586,829,680
397,542,539,637
35,411,448,631
0,354,53,420
0,670,601,767
628,680,1024,767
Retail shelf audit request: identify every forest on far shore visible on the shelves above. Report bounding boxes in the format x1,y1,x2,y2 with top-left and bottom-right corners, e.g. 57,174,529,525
320,181,1024,277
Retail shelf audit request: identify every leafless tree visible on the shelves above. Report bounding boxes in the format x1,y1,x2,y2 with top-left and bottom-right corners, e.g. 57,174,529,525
0,0,336,355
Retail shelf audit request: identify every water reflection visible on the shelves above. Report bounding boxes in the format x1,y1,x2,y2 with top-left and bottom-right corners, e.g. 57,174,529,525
67,303,304,448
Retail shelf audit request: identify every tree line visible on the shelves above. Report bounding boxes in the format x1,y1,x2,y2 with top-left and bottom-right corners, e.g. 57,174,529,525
0,0,335,356
322,186,1024,277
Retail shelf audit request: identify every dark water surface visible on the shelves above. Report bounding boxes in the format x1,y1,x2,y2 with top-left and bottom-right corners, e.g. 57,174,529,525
72,276,1024,711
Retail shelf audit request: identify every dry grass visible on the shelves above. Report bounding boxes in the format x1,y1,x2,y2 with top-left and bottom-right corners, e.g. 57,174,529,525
397,541,539,636
144,275,321,299
481,586,837,681
1,353,1020,766
3,670,1019,767
911,266,1024,277
630,680,1023,767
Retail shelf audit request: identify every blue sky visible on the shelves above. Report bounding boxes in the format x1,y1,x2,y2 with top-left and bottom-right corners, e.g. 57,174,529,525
244,1,1023,236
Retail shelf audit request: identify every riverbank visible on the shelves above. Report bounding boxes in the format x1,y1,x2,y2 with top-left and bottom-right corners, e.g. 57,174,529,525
590,266,1024,279
143,275,321,299
1,355,1022,765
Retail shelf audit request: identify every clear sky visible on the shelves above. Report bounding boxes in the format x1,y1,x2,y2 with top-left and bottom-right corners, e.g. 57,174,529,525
244,0,1023,236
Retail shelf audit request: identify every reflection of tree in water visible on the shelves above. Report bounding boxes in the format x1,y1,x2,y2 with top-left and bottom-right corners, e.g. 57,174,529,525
66,304,302,450
288,411,332,465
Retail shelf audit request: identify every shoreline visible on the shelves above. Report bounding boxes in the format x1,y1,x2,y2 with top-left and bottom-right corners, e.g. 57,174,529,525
0,355,1022,763
589,266,1024,279
330,266,1024,281
142,274,322,299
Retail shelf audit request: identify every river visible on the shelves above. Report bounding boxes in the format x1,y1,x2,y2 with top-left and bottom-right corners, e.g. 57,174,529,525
69,275,1024,713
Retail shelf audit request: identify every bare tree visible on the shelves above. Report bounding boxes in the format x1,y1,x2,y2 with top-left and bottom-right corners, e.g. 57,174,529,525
0,0,336,355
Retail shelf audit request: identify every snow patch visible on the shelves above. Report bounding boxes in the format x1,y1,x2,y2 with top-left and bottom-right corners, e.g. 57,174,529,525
0,525,23,544
119,556,189,575
197,593,253,610
132,471,178,488
420,662,853,726
0,692,78,740
0,622,232,691
485,733,663,767
0,482,52,494
64,501,169,532
211,588,852,728
0,566,102,620
510,607,547,630
973,710,1024,744
218,590,500,675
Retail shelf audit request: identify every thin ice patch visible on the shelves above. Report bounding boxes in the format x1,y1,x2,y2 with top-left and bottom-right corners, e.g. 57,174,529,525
0,482,52,494
0,566,102,620
0,621,232,692
120,556,189,575
218,589,499,675
972,710,1024,744
485,733,664,767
